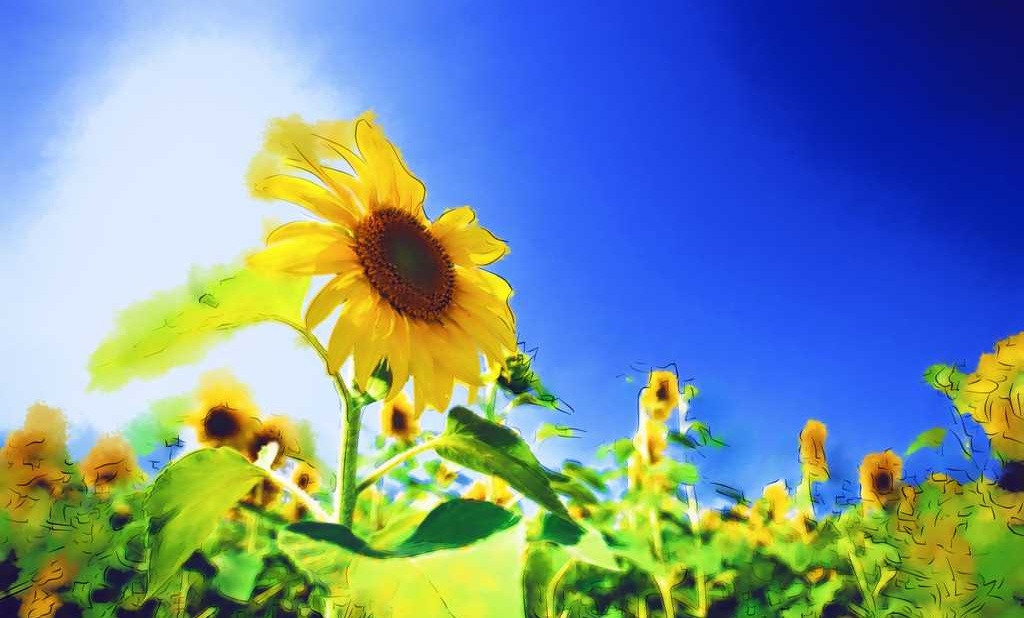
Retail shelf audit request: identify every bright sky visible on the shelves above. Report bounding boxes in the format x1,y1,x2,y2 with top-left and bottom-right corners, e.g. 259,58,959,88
2,2,1022,509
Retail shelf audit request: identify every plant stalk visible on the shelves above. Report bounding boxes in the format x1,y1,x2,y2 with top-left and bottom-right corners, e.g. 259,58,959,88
356,437,442,494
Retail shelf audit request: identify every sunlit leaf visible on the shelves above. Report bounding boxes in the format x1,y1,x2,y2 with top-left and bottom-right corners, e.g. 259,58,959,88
122,395,191,455
535,422,581,444
278,500,526,618
434,407,568,517
537,513,619,571
905,427,947,457
89,262,310,391
211,551,264,602
145,448,264,596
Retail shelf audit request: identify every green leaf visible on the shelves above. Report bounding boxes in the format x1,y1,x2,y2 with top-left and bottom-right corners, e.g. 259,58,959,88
597,438,635,465
211,551,264,602
278,500,526,618
537,514,619,571
434,407,568,517
562,460,609,493
122,395,191,455
535,422,580,444
651,460,699,485
905,427,947,457
89,262,310,391
144,448,264,596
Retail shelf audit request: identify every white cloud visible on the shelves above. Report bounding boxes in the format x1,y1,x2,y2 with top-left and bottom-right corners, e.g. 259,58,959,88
0,21,362,462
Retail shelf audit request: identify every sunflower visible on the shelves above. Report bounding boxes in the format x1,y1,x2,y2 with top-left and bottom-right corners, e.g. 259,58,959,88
799,419,829,481
246,114,516,412
634,417,668,464
380,393,422,443
187,370,260,450
292,461,322,494
859,450,903,514
79,434,142,494
18,555,77,618
639,370,679,421
761,480,790,524
246,415,299,469
462,476,518,509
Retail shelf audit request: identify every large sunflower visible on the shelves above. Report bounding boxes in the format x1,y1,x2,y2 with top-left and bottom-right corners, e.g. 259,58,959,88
247,113,516,413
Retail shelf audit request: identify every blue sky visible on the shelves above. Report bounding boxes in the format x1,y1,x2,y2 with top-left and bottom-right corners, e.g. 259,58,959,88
2,2,1022,509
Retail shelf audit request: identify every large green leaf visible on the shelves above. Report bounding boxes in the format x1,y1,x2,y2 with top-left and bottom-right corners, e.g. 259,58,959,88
904,427,947,457
434,407,568,517
89,262,310,391
145,448,265,596
278,499,527,618
537,514,619,571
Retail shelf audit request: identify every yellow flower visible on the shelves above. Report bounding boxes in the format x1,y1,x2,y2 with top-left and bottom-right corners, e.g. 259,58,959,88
462,476,518,508
247,114,516,413
246,415,300,469
78,434,143,494
292,461,322,494
380,393,422,443
799,419,829,481
639,370,679,421
634,417,669,464
761,480,790,524
18,555,77,618
187,370,260,450
951,333,1024,462
859,450,903,514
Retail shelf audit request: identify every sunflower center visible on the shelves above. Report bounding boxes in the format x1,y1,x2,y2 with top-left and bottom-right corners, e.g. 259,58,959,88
873,471,893,494
655,382,670,401
391,409,408,433
354,208,454,321
204,406,241,440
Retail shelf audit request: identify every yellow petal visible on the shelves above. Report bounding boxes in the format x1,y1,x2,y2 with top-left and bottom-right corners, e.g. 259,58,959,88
247,239,357,276
305,271,367,330
385,315,412,400
266,221,349,245
355,120,426,216
250,175,359,228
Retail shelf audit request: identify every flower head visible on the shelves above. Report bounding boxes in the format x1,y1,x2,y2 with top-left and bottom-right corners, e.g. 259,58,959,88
640,370,679,421
859,450,903,513
79,434,142,494
247,114,516,413
380,393,422,443
799,419,829,481
246,415,300,469
292,461,322,494
188,370,260,450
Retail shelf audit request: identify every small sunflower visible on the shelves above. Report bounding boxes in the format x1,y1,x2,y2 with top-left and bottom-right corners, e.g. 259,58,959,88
18,555,77,618
187,370,260,450
859,450,903,513
247,114,516,412
380,394,422,443
246,415,300,469
639,370,679,421
462,476,518,509
799,419,829,481
78,435,142,494
761,480,791,524
2,403,69,469
292,461,322,494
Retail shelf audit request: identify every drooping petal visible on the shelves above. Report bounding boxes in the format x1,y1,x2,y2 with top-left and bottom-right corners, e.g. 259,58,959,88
305,271,368,330
354,120,426,217
247,239,357,276
250,175,360,228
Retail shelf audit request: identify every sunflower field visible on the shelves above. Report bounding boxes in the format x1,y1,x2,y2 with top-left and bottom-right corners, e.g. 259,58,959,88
2,114,1022,618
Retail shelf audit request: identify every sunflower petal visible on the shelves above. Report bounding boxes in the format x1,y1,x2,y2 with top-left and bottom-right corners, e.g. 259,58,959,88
355,120,426,216
305,271,366,330
251,174,359,228
247,239,357,276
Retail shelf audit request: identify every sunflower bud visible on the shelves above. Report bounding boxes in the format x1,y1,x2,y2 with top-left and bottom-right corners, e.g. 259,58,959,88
640,370,680,422
799,419,829,482
761,480,790,524
859,450,903,514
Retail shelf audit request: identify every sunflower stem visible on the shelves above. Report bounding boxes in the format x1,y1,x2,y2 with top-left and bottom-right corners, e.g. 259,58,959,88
336,383,362,527
545,558,574,618
355,436,442,495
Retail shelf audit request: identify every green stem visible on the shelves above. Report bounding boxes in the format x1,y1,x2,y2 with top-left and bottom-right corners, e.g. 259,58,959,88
273,318,364,527
337,388,362,526
846,537,876,615
546,558,574,618
356,437,443,494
